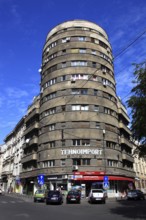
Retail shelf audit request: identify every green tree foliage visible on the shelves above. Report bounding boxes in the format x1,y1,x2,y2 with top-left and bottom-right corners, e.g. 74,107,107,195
127,61,146,156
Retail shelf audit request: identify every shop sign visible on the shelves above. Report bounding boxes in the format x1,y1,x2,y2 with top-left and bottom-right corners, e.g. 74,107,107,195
74,171,105,175
61,149,102,155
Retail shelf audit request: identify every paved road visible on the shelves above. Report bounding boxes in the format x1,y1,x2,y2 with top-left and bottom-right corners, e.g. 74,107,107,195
0,194,146,220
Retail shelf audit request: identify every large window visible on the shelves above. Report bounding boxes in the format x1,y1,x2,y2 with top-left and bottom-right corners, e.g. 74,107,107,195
78,36,86,41
71,61,87,67
43,160,55,167
49,124,55,131
72,139,90,146
71,74,88,80
71,89,88,95
72,105,89,111
107,160,118,167
61,159,66,166
82,159,90,165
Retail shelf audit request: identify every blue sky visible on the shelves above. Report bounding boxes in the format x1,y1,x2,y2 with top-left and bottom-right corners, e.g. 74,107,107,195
0,0,146,144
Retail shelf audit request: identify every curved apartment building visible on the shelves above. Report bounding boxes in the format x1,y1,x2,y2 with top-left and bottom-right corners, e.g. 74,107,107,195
38,20,135,196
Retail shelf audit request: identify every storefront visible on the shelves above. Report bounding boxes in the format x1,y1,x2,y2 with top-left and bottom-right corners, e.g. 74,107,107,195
69,171,135,197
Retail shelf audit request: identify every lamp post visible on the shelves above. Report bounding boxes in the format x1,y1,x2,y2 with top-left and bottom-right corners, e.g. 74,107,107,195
103,129,106,174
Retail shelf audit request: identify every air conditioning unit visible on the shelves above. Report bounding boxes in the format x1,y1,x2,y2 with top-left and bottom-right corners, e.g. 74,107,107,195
72,165,78,171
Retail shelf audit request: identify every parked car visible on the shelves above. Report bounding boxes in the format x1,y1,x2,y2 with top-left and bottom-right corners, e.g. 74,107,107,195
66,190,81,204
88,189,107,204
127,190,145,200
34,189,47,202
46,190,63,205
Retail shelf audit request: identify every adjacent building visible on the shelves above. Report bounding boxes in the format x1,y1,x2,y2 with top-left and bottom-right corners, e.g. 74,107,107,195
20,95,40,194
1,117,25,193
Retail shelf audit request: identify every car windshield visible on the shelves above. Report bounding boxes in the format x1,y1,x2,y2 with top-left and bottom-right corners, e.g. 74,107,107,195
68,191,79,195
92,189,103,193
35,190,44,194
48,191,60,196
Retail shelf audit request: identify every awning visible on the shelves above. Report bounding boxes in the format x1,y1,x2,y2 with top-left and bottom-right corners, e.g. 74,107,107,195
74,175,134,182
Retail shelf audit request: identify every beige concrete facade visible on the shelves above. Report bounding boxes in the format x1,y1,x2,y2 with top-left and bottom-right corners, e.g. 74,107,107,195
35,20,135,196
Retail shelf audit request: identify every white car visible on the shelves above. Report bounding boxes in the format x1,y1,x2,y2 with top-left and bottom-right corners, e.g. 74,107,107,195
88,189,107,204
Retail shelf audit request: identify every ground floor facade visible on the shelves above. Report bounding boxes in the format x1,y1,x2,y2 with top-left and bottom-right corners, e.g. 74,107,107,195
19,171,135,198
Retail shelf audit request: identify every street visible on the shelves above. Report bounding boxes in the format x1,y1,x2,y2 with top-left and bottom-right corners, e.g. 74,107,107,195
0,194,146,220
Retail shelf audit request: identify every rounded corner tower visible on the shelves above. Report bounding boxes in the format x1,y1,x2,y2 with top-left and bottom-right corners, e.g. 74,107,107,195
38,20,135,195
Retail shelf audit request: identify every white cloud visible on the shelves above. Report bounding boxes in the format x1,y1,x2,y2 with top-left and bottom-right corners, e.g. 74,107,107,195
6,87,29,98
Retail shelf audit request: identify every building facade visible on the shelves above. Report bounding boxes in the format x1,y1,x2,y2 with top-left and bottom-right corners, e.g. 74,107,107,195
36,20,135,197
20,95,40,195
133,142,146,192
1,117,25,193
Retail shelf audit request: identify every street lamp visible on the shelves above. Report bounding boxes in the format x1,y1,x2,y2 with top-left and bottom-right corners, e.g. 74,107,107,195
103,130,106,174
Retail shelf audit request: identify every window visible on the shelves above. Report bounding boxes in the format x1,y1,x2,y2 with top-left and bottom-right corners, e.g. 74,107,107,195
43,160,55,167
72,105,89,111
62,37,70,43
62,49,66,54
99,40,108,49
94,89,98,96
72,105,80,111
62,140,65,146
82,159,90,165
71,74,88,80
72,139,90,146
61,75,66,81
78,36,86,41
96,122,100,128
49,108,56,115
71,61,87,66
62,62,66,68
82,139,90,146
92,62,96,68
106,141,116,149
50,141,55,148
44,108,56,116
61,159,66,166
80,89,88,95
81,105,88,110
73,159,81,165
91,50,96,55
93,75,98,81
49,160,55,167
49,124,55,131
94,105,99,112
73,139,81,146
72,89,80,94
79,48,86,53
107,159,118,167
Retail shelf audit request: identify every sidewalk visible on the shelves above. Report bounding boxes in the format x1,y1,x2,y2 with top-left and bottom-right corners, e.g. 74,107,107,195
5,192,34,202
5,192,124,203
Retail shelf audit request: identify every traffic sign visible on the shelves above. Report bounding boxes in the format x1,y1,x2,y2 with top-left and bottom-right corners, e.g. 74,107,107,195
38,175,44,185
103,176,108,182
103,181,109,189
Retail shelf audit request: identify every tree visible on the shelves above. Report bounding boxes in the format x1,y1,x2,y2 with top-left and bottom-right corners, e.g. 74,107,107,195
127,61,146,156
